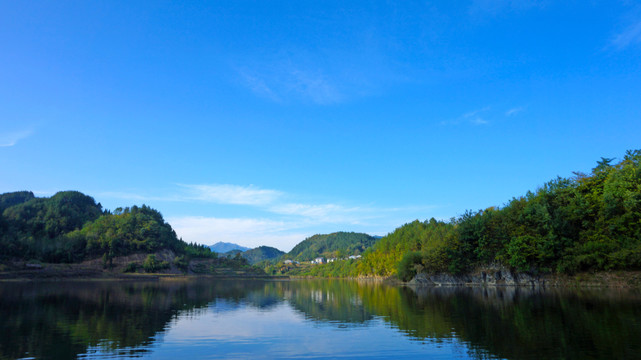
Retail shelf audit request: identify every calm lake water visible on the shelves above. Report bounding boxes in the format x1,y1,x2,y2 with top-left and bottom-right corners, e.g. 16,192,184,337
1,279,641,360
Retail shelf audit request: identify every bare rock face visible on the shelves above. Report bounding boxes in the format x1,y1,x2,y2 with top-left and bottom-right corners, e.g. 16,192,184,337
408,265,547,287
409,273,469,286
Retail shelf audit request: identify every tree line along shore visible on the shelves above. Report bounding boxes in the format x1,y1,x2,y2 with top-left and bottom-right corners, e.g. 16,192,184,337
1,150,640,285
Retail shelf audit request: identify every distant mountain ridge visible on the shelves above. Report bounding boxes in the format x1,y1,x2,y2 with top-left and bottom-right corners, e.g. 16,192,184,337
208,242,250,253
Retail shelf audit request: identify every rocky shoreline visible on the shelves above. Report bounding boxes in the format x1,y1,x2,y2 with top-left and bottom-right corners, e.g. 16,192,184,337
0,250,272,281
407,265,641,288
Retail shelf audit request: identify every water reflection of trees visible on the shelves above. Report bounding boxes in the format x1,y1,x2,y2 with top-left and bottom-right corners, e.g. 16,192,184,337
275,281,641,359
380,286,641,360
282,279,375,324
2,279,641,360
0,279,270,360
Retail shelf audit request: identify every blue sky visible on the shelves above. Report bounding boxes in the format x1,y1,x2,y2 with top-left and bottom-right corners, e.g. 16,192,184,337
1,1,640,251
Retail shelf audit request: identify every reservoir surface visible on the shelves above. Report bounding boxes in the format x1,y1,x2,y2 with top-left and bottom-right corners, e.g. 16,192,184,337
1,278,640,359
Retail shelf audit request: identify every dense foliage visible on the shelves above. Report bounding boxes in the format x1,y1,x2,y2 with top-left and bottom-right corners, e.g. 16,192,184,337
0,191,36,212
357,219,456,279
268,258,362,277
242,246,285,264
70,205,199,263
0,191,104,261
0,191,215,263
141,254,170,272
286,232,378,261
359,150,641,279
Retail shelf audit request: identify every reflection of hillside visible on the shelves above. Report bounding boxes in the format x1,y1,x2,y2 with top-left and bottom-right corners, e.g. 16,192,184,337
0,279,269,360
3,279,641,360
374,286,641,360
210,290,281,313
282,280,375,324
278,280,641,359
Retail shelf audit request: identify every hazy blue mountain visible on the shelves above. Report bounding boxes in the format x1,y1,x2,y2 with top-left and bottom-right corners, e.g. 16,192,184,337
209,242,250,253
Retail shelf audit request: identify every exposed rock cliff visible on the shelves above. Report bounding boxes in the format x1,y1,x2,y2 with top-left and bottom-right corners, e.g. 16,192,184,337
408,265,546,287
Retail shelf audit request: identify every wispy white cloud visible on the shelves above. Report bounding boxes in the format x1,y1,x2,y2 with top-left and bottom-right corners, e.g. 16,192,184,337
441,107,491,126
462,106,491,119
96,191,182,203
0,129,33,147
269,203,370,224
180,184,283,206
611,19,641,50
98,184,378,222
167,216,307,251
237,69,282,102
169,216,291,237
97,185,282,206
439,119,458,126
288,69,342,105
99,183,437,250
236,65,342,105
470,118,489,125
443,106,526,125
505,106,524,116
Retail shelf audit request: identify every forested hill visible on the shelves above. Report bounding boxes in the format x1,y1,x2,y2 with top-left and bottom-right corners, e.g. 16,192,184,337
242,246,285,264
0,191,213,263
287,232,378,261
0,191,38,212
356,150,641,280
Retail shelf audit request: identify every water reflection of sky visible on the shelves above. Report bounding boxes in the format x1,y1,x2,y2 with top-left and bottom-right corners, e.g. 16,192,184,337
5,280,639,359
136,301,483,359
